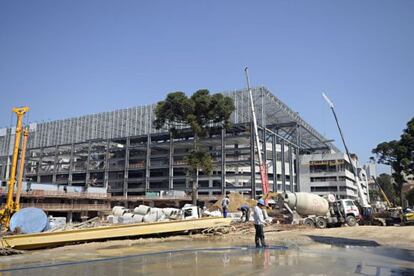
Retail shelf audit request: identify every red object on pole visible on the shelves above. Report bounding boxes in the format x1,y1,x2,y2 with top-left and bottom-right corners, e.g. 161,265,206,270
260,164,269,195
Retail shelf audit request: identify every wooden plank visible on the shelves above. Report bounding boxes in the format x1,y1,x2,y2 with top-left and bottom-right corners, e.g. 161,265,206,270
0,217,231,250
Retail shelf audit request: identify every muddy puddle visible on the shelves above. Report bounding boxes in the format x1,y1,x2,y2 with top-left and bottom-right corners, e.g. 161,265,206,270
0,240,413,275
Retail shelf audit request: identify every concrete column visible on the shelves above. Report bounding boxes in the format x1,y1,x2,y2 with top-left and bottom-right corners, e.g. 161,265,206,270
68,143,74,186
103,141,110,191
0,158,5,181
123,138,130,197
85,141,92,188
145,134,151,191
52,145,58,183
294,147,300,192
37,148,43,183
67,211,73,223
169,132,174,190
296,124,301,192
288,144,294,192
221,128,226,195
281,140,286,192
272,134,277,192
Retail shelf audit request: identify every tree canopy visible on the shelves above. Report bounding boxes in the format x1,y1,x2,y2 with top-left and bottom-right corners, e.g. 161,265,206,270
372,173,400,206
372,117,414,205
153,89,235,204
154,89,235,137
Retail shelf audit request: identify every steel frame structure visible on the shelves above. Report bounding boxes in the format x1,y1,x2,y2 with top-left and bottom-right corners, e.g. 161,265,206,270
0,87,336,198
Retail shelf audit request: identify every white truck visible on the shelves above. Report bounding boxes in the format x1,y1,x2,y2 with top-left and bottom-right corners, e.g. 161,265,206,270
278,192,360,228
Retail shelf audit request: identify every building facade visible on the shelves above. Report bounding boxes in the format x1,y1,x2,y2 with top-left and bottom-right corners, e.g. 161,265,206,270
300,152,370,201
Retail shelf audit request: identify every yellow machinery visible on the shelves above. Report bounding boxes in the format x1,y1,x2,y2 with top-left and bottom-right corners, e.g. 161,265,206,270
0,107,29,230
371,176,393,208
401,211,414,225
15,127,29,211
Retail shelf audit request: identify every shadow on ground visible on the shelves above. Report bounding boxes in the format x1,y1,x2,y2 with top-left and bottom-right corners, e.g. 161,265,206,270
307,235,380,247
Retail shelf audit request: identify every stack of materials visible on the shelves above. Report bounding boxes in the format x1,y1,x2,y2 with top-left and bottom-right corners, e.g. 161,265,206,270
108,205,182,224
48,216,67,231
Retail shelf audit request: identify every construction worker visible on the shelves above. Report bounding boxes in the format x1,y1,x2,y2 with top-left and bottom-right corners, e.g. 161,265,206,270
221,195,230,218
253,198,267,248
239,203,250,222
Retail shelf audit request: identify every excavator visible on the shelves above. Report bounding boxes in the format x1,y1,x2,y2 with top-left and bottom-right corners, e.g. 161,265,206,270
370,176,414,226
0,107,29,230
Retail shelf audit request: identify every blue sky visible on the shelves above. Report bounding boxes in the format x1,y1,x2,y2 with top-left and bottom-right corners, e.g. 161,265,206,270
0,1,413,172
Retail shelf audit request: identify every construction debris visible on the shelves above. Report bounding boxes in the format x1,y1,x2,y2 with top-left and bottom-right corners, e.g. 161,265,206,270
48,216,66,231
201,225,236,236
0,247,24,256
210,192,256,212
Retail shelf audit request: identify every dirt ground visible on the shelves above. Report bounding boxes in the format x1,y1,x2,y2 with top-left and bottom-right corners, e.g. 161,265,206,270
225,224,414,250
32,224,414,256
1,223,412,275
1,224,413,260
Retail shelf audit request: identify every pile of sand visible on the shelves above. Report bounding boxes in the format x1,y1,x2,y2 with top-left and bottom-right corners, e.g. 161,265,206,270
210,192,257,212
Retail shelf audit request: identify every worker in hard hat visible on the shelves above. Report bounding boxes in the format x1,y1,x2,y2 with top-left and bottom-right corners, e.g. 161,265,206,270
238,203,250,222
221,195,230,218
253,198,267,248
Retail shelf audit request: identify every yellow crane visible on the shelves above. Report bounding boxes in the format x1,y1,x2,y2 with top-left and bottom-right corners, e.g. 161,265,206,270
0,107,29,230
15,127,29,212
371,176,393,208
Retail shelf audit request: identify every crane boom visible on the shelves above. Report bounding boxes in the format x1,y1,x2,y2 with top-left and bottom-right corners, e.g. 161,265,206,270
371,176,393,207
322,93,369,208
244,68,269,196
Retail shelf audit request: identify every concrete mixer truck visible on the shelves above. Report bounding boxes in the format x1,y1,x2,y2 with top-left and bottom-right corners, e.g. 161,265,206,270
277,192,360,228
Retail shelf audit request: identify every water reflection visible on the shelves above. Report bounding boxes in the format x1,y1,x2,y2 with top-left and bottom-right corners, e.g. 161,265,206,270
0,245,413,276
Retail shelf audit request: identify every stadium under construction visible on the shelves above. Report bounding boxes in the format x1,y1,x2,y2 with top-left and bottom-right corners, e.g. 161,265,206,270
0,87,339,219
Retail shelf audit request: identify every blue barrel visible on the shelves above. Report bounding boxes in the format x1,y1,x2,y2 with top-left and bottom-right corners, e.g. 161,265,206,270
10,207,49,234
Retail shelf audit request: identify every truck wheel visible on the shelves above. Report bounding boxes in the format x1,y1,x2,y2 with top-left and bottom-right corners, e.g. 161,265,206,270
315,217,327,229
304,218,315,227
346,215,357,227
